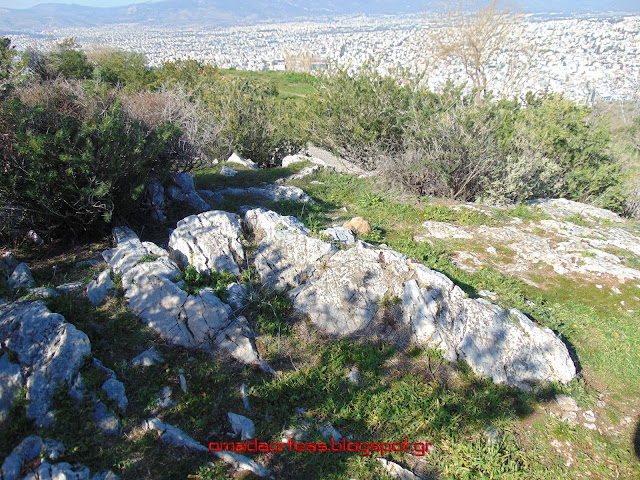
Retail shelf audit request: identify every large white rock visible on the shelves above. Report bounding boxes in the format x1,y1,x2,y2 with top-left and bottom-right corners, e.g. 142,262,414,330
289,243,410,335
105,228,269,371
418,219,640,281
16,458,119,480
289,242,576,389
528,198,623,223
255,230,336,291
0,300,91,426
402,264,576,389
102,227,149,274
244,207,310,238
281,153,330,168
244,208,335,290
275,165,321,184
169,211,244,277
227,152,258,170
219,185,312,203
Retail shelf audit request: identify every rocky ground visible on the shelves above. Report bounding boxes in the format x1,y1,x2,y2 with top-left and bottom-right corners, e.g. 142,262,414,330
1,152,639,479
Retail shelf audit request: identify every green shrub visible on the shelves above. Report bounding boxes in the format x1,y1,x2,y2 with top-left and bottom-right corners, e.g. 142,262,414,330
157,60,306,165
0,80,180,241
482,153,564,204
255,291,293,336
47,47,93,80
199,74,305,165
92,49,155,90
305,67,623,208
510,93,621,205
0,37,15,84
305,62,416,167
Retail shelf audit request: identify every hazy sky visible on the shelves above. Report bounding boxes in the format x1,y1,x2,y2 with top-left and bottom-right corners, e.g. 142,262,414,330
0,0,153,7
1,0,638,10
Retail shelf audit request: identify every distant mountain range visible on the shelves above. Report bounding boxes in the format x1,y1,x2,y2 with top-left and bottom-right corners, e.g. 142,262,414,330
0,0,639,33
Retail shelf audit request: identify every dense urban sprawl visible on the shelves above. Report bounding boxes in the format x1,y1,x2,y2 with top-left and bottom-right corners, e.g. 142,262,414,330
7,13,640,101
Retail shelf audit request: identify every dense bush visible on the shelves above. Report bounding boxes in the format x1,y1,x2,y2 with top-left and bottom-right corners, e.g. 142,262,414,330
158,60,306,165
47,43,93,80
305,62,415,167
0,79,180,240
91,48,155,89
0,36,631,244
121,86,220,170
0,37,16,99
304,70,624,208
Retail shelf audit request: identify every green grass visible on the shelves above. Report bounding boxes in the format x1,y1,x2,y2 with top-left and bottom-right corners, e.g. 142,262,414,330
565,214,594,227
218,69,317,99
493,204,551,222
248,339,566,480
5,165,640,480
177,264,236,297
291,171,498,233
35,288,568,479
194,162,310,190
603,247,640,270
521,275,640,399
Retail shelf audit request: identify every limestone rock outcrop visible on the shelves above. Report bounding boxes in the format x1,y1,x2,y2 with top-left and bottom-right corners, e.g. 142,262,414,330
100,224,271,372
0,300,91,426
218,184,312,203
245,208,335,291
169,211,244,277
241,208,576,389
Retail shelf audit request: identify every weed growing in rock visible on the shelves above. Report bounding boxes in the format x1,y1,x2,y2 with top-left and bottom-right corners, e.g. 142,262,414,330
178,265,235,298
136,253,159,264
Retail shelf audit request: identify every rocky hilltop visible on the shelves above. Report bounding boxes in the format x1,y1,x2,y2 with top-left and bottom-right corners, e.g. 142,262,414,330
1,152,639,479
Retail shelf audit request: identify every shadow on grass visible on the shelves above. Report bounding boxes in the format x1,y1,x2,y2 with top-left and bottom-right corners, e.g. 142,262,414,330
248,332,567,480
635,417,640,460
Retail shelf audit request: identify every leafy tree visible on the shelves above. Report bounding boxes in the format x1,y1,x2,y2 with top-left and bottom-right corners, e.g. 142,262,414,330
47,39,93,80
0,37,16,99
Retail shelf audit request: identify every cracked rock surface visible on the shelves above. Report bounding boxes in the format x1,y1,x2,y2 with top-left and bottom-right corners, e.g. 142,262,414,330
241,209,576,389
0,300,91,426
418,217,640,282
169,211,244,277
101,224,270,371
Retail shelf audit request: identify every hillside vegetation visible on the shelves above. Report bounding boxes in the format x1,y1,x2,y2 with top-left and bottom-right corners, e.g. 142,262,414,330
1,38,640,480
1,38,638,242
